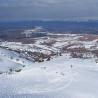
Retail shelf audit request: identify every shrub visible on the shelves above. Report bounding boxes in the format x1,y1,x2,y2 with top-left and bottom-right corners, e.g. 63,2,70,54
15,69,22,72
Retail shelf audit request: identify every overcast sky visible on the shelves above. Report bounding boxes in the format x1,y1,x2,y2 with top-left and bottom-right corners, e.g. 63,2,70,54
0,0,98,21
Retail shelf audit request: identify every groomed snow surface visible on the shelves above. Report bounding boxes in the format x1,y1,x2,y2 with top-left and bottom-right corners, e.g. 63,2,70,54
0,47,98,98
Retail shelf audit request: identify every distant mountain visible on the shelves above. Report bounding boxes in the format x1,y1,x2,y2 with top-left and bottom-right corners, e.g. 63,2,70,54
0,20,98,42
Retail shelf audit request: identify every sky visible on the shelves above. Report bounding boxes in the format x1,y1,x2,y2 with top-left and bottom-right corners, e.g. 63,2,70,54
0,0,98,21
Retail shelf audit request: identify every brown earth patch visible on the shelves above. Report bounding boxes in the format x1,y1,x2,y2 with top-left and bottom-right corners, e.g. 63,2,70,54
78,34,98,41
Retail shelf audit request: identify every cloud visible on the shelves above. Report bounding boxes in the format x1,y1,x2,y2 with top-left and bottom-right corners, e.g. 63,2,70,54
0,0,98,21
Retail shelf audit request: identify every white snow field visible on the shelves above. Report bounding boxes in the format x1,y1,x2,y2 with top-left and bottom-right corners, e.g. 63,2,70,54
0,33,98,98
0,49,98,98
0,48,74,97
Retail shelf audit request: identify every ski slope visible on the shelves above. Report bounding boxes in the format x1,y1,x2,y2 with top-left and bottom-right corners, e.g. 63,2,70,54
0,33,98,98
0,48,98,98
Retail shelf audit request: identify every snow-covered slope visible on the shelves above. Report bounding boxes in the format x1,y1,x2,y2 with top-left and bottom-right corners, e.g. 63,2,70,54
0,33,98,98
0,54,98,98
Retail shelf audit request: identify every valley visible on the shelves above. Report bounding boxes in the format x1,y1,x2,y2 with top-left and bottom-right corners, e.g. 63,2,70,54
0,27,98,98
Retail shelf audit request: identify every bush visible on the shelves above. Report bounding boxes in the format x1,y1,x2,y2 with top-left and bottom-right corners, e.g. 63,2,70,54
15,69,22,72
71,52,83,58
0,72,3,74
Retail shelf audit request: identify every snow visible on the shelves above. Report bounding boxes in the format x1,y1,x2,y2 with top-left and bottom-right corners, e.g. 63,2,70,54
0,51,98,98
53,41,68,47
0,33,98,98
0,53,75,95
